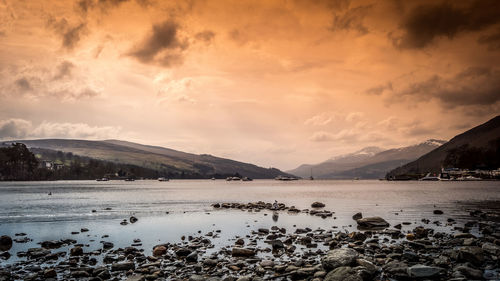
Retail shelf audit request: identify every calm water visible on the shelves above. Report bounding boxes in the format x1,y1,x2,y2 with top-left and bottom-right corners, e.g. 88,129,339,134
0,180,499,264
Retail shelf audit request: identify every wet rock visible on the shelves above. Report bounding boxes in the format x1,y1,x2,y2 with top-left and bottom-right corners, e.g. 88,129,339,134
43,268,57,278
348,232,367,242
352,212,362,220
322,248,359,271
453,265,483,279
232,247,255,257
482,242,500,256
102,241,114,249
152,246,167,257
126,275,146,281
203,258,218,267
383,260,408,279
311,202,325,208
175,248,192,257
111,262,135,271
186,251,198,262
268,239,284,250
258,228,269,234
71,271,90,278
27,247,51,258
81,228,89,232
70,246,83,256
433,210,444,215
235,238,245,246
40,240,63,249
189,275,206,281
355,217,389,229
324,266,362,281
0,236,12,251
413,226,429,239
130,216,138,223
458,246,484,265
407,264,443,278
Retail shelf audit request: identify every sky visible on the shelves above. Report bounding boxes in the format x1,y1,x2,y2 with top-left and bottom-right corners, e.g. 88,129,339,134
0,0,499,170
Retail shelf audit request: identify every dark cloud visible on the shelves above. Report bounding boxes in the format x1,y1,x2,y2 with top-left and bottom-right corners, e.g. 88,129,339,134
53,61,74,80
128,20,188,66
195,30,215,43
77,0,95,14
478,29,500,50
15,78,32,92
394,0,500,49
46,16,87,50
364,82,392,95
389,67,500,107
228,29,249,45
329,4,372,35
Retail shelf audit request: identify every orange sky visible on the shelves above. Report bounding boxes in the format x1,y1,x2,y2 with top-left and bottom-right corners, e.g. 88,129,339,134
1,0,499,169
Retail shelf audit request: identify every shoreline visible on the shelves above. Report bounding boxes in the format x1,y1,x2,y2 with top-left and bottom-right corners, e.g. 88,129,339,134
1,201,499,280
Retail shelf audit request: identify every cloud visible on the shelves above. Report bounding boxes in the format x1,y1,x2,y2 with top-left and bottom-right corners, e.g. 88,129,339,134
128,20,188,67
364,82,392,95
329,4,372,35
310,129,359,142
389,66,500,107
195,30,215,43
393,0,500,49
46,16,87,50
478,29,500,50
15,77,33,92
53,61,74,80
345,112,364,122
0,119,32,138
304,113,334,126
33,121,121,139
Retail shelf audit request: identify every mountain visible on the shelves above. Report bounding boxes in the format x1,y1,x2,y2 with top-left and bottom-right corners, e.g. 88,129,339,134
288,140,446,179
11,139,290,179
387,115,500,178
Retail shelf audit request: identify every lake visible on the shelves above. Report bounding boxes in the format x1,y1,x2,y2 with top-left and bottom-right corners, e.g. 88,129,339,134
0,179,499,264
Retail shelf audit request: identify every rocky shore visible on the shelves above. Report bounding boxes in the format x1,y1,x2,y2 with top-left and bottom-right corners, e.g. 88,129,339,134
0,201,499,280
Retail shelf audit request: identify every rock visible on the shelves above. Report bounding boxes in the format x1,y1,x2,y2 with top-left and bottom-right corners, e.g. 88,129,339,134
102,241,114,249
433,210,444,215
27,247,51,258
413,226,428,238
258,228,269,234
81,228,89,232
126,275,146,281
356,258,378,276
41,240,63,249
383,261,408,279
355,217,389,229
71,271,90,278
482,242,500,256
260,260,274,267
232,247,255,257
0,236,12,251
186,251,198,262
130,216,138,223
203,259,218,267
70,246,83,256
324,266,362,281
454,265,483,280
175,248,192,257
235,238,245,246
268,239,284,249
189,275,206,281
44,268,57,278
322,248,359,271
352,212,362,220
111,262,135,271
311,202,325,208
153,246,167,257
348,232,367,241
407,264,443,278
458,246,484,265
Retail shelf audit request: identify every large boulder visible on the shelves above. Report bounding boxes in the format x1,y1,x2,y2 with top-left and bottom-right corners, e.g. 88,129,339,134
383,261,408,279
356,217,389,229
0,236,12,252
407,264,443,278
322,248,359,271
324,266,363,281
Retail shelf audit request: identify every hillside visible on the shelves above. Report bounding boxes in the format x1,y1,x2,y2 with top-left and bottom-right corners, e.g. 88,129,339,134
12,139,290,179
288,140,446,179
387,115,500,178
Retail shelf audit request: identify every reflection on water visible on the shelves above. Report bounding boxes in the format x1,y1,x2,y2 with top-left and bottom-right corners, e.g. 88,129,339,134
0,179,499,263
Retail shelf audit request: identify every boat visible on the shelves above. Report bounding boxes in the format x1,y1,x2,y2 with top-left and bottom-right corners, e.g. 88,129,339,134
419,173,440,181
124,178,135,181
226,177,241,181
158,177,169,182
96,177,109,181
275,175,299,181
457,175,482,181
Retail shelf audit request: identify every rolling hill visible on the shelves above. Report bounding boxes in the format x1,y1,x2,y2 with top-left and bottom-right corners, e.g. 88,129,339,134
387,115,500,178
288,140,446,179
12,139,290,179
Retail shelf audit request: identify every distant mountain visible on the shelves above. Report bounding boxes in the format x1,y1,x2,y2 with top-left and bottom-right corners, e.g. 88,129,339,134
288,139,446,179
10,139,290,179
387,115,500,178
